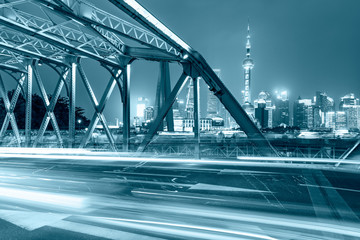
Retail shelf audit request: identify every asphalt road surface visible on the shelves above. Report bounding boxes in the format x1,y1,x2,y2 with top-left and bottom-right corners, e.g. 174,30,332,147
0,148,359,240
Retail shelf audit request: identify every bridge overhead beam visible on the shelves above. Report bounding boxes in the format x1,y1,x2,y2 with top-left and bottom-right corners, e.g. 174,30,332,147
0,15,120,68
34,0,181,58
0,42,67,67
123,46,179,61
0,64,26,74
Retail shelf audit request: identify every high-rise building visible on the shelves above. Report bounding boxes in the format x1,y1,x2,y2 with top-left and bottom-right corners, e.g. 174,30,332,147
207,69,221,118
185,80,194,119
254,91,273,128
339,93,360,129
242,22,255,119
273,91,289,127
335,111,347,130
293,97,313,129
339,93,359,110
313,91,334,128
144,106,154,122
136,97,149,120
325,111,336,129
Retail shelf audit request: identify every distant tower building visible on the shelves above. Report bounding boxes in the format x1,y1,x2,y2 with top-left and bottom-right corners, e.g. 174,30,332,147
293,97,313,129
242,22,255,118
273,91,290,127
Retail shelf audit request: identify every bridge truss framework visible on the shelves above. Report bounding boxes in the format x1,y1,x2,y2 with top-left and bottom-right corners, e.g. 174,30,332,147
0,0,277,156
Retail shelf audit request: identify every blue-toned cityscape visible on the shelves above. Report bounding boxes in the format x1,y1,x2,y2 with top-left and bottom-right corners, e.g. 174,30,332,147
0,0,359,240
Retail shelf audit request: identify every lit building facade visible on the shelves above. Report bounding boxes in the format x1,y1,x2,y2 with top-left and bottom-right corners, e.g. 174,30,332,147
313,91,334,128
144,106,154,122
293,97,313,129
136,97,149,120
339,93,360,130
254,91,273,128
273,91,289,127
335,111,347,130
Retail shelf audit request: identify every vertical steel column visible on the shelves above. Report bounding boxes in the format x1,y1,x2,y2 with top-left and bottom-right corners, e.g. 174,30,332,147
25,62,33,147
193,76,200,159
69,62,76,148
155,69,162,130
161,61,174,131
123,64,130,151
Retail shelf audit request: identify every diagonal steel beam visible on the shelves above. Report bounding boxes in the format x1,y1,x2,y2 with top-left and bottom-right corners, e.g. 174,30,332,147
78,62,121,150
137,72,189,152
0,73,21,146
32,64,68,147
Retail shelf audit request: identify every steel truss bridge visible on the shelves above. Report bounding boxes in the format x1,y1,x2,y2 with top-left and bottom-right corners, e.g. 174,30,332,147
0,0,278,156
0,0,358,161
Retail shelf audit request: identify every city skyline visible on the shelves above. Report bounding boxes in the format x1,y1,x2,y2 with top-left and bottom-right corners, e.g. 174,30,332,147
82,0,360,122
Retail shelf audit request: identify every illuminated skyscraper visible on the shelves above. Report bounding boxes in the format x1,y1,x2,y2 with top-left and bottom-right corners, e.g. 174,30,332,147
185,80,194,119
242,22,255,118
254,91,274,128
207,69,221,118
293,97,313,129
136,97,149,120
339,93,360,129
314,91,334,128
273,91,290,127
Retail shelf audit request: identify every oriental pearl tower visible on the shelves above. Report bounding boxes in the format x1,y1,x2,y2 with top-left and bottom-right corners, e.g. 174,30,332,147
242,22,255,119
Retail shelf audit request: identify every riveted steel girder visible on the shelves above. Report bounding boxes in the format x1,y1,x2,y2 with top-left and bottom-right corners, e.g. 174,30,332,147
0,15,121,68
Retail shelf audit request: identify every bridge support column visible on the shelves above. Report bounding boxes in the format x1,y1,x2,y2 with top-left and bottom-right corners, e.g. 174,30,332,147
156,61,174,131
123,64,130,152
193,76,200,159
161,61,174,131
69,61,77,148
25,62,33,147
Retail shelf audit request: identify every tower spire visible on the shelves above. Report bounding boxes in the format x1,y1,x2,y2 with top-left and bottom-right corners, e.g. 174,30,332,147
246,19,251,57
242,20,254,105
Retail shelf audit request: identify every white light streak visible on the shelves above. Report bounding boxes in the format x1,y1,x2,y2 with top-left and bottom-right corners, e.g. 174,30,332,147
0,187,86,209
123,0,191,51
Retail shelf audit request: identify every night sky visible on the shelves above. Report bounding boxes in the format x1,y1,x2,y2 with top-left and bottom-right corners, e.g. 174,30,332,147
98,0,360,122
7,0,359,123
